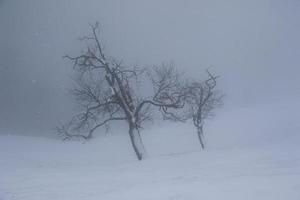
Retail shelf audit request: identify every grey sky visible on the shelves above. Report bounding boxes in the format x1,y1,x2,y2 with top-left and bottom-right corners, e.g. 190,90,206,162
0,0,300,135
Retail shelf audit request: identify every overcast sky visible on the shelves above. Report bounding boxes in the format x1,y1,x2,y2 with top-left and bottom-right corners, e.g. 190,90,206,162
0,0,300,135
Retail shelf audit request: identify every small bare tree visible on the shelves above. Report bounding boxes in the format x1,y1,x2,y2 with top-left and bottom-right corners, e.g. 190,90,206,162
57,23,188,160
186,70,223,149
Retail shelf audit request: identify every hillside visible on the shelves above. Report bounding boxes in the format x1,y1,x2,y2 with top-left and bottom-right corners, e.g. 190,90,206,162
0,101,299,200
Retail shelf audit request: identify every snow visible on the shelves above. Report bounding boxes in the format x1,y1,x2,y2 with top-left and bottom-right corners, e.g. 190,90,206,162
0,100,300,199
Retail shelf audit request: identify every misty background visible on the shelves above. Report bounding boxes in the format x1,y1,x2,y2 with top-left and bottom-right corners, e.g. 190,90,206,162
0,0,299,136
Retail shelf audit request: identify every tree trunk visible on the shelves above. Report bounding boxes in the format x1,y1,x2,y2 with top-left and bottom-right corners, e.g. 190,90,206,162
197,126,205,149
128,123,147,160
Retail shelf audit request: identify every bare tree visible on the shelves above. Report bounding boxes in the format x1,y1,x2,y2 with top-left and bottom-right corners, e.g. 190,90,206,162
57,23,188,160
186,70,223,149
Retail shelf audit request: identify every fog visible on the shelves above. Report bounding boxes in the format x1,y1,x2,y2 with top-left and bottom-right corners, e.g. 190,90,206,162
1,0,300,135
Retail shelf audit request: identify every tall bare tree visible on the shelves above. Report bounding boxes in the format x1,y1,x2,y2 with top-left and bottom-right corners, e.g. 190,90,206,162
186,70,223,149
57,23,188,160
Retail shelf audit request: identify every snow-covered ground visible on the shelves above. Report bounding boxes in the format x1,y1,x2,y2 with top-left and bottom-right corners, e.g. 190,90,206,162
1,100,300,200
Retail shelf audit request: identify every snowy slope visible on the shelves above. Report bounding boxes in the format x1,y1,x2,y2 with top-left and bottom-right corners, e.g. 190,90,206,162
0,100,300,200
